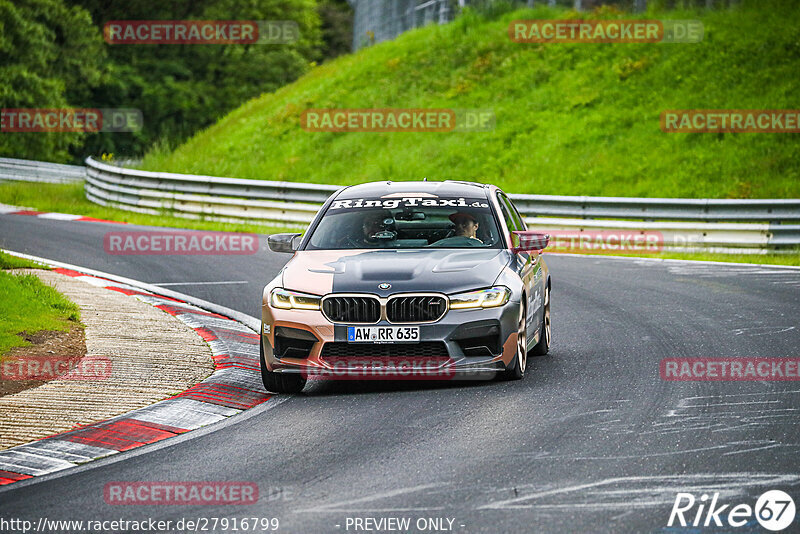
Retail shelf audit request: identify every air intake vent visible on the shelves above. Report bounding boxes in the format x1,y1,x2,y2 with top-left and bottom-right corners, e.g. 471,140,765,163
320,342,449,359
387,295,447,323
322,296,380,324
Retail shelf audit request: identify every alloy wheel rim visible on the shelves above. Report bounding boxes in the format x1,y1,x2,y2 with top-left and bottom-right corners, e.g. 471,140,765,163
544,287,551,347
518,306,527,373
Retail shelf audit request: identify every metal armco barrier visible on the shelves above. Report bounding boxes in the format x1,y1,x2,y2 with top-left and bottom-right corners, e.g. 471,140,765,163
84,157,333,226
520,217,792,254
0,157,85,184
4,157,799,253
511,194,800,223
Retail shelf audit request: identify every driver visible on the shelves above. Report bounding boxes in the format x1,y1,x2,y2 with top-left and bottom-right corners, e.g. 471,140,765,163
339,210,394,248
449,212,482,243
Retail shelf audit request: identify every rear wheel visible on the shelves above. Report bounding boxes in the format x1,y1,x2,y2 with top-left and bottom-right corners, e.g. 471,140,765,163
260,331,306,394
500,303,527,380
530,284,550,356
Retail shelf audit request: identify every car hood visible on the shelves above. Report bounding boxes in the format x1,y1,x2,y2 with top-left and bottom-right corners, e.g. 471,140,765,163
282,249,512,296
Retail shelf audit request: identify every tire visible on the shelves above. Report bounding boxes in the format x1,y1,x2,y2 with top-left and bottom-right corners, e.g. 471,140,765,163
530,283,550,357
260,331,306,394
500,302,527,380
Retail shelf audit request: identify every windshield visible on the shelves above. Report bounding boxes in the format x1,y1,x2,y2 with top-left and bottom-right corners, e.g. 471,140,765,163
305,195,502,250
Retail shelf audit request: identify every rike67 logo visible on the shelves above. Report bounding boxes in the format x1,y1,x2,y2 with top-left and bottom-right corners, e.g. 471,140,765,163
669,490,796,531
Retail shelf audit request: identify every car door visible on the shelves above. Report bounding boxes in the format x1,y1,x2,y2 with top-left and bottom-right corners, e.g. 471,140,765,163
496,192,539,347
509,195,546,341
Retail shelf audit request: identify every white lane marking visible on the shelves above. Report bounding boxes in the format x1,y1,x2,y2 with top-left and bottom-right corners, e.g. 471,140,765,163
296,483,448,513
722,443,783,456
0,203,28,213
675,407,799,414
37,212,82,221
0,450,76,476
74,275,114,287
13,440,118,463
152,280,249,287
683,390,800,400
666,407,800,417
639,423,726,435
678,400,782,408
732,326,796,336
479,474,800,510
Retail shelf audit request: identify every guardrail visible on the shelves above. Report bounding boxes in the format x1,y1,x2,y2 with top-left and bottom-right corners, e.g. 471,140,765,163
0,157,85,184
84,157,333,226
82,157,799,253
4,157,799,253
522,217,799,254
510,195,800,223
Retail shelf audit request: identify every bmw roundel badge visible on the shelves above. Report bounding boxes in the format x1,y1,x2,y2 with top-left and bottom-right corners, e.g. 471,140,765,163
378,283,391,290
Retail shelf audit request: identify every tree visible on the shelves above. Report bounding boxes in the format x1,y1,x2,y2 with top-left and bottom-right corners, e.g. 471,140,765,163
72,0,323,160
0,0,104,161
318,0,353,60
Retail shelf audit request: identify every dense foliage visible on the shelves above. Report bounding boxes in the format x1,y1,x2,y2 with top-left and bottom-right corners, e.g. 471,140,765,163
1,0,353,162
0,0,104,161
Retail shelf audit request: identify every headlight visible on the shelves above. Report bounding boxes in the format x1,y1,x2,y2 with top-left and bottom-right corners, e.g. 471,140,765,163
449,286,511,309
270,288,321,310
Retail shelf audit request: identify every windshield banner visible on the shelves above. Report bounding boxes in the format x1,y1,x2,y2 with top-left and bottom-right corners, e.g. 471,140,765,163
329,197,490,210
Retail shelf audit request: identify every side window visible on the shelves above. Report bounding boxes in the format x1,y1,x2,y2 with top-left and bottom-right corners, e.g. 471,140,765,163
496,192,517,233
508,198,527,230
500,194,525,231
496,192,519,248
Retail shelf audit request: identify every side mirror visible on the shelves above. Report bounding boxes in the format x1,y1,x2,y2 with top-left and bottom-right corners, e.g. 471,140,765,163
268,233,302,253
511,231,549,253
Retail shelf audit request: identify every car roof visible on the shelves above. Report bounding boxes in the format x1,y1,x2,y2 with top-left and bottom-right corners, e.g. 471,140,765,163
334,180,496,199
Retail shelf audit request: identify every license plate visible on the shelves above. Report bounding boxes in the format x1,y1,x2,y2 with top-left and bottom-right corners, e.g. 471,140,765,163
347,326,420,343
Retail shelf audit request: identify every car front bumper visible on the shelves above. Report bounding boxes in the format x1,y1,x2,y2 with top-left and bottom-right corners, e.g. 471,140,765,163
261,300,520,379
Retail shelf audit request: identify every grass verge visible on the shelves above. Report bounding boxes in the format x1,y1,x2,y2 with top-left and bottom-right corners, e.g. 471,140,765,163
0,267,82,356
0,251,50,270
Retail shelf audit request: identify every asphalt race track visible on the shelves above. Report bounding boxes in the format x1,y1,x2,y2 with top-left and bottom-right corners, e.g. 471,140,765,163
1,214,800,534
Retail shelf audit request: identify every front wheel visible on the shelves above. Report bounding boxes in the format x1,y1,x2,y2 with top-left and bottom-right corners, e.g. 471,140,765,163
260,332,306,394
530,284,550,357
500,303,527,380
